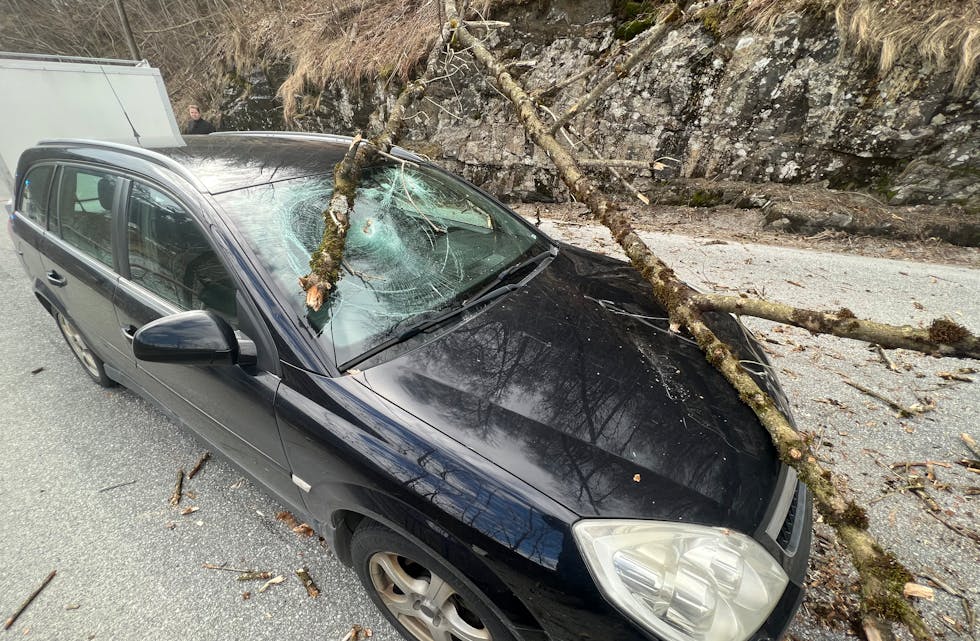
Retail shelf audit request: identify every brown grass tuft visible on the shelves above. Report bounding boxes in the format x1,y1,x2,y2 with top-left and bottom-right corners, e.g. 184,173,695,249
720,0,979,93
220,0,497,124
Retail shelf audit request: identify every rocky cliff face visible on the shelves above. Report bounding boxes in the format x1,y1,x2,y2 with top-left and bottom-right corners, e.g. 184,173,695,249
219,0,979,213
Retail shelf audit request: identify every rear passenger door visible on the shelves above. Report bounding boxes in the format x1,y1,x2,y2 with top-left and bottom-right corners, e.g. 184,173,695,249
10,163,55,282
39,165,128,370
112,180,302,507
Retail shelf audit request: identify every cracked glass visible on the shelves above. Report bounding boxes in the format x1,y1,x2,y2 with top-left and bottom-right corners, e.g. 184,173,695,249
217,161,546,366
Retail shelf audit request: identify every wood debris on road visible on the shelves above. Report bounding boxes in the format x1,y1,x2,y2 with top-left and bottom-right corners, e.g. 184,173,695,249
188,452,211,479
3,570,56,630
961,433,980,459
202,563,258,573
295,568,320,598
168,468,184,507
258,576,285,593
236,571,273,581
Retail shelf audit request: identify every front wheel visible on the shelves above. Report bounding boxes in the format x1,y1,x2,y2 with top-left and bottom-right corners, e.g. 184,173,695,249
350,522,515,641
55,311,116,387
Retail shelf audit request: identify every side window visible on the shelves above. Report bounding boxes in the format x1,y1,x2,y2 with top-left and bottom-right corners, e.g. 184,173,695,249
18,164,54,226
54,166,117,267
126,183,238,324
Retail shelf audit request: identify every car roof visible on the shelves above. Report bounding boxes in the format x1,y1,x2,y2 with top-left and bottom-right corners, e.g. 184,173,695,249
154,134,349,194
30,133,416,195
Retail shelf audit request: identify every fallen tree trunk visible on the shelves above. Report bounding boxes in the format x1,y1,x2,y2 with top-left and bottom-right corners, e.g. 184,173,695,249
300,26,449,311
443,2,953,638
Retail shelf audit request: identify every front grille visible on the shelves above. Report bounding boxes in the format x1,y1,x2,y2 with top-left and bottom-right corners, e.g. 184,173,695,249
775,483,801,551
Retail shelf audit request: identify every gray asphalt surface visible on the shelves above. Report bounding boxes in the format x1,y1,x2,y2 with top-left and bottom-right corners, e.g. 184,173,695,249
1,218,977,641
0,229,396,639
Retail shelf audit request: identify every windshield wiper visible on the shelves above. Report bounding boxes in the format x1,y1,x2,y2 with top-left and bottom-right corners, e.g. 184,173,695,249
463,247,558,305
340,246,557,372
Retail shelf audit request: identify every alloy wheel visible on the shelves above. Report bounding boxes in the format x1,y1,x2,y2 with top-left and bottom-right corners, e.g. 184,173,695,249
57,313,101,378
368,551,493,641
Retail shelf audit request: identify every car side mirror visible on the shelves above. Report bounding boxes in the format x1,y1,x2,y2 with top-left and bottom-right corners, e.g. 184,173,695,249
134,310,251,366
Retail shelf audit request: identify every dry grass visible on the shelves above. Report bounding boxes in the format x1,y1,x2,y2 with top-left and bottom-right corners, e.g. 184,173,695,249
0,0,237,118
721,0,980,92
220,0,496,123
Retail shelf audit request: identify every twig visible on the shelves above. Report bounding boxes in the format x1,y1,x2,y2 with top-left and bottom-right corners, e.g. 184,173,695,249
202,563,257,573
463,20,510,28
168,468,185,507
188,452,211,480
962,433,980,459
907,476,941,512
98,479,136,493
938,371,974,383
875,345,899,371
296,568,320,598
549,5,681,134
926,510,980,546
3,570,56,630
237,571,273,581
842,379,929,418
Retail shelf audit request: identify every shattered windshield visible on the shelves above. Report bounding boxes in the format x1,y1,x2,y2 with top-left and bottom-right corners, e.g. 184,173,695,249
217,161,547,367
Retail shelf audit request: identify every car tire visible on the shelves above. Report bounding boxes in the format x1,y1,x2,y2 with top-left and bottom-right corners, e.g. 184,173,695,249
350,521,515,641
55,311,116,388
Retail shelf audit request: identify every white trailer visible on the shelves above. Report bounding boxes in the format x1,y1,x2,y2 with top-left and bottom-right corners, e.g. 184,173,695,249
0,52,183,210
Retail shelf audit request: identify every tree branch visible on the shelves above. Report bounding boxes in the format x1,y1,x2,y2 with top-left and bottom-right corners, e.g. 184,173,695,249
548,5,682,135
696,295,980,359
444,3,937,637
300,27,450,310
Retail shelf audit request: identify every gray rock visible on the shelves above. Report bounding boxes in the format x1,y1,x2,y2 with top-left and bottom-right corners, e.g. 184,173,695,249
218,5,979,211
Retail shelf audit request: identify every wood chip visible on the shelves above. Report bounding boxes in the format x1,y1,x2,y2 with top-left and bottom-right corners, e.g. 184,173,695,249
237,571,273,582
168,468,185,507
938,371,974,382
258,576,285,593
296,568,320,598
903,583,935,600
961,433,980,459
180,506,199,516
188,452,211,479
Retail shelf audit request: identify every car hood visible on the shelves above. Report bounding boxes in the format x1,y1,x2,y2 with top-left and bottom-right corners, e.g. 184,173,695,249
361,245,782,533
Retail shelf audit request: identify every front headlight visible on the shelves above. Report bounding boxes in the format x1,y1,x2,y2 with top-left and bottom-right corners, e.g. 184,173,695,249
573,520,788,641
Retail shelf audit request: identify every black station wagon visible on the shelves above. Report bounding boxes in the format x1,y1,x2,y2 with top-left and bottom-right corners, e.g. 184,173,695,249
7,133,811,641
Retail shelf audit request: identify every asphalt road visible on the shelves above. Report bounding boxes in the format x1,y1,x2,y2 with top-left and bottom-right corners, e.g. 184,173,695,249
1,218,978,641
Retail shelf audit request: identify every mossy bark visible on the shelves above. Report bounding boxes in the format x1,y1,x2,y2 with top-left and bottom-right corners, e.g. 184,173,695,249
300,30,449,311
445,3,941,637
697,295,980,358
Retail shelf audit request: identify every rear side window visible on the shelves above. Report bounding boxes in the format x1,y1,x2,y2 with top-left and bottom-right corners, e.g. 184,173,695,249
126,183,237,324
18,164,54,225
54,166,117,267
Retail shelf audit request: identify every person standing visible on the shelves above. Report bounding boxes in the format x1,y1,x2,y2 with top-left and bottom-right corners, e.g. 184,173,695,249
184,104,216,135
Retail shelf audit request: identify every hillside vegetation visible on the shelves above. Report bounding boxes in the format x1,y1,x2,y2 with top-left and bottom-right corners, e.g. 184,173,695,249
3,0,977,122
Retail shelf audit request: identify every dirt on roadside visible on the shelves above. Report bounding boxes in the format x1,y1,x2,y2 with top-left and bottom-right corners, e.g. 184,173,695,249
512,200,980,268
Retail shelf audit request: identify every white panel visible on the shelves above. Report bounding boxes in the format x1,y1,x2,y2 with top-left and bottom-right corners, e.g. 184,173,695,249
0,57,184,195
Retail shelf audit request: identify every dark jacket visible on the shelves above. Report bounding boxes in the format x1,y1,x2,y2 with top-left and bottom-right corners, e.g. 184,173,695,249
185,118,216,135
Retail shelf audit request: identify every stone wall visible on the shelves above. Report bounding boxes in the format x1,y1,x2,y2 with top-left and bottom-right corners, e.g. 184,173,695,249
219,0,979,212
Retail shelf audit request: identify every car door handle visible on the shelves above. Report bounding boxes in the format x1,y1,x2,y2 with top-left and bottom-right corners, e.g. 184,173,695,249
46,270,67,287
121,325,138,342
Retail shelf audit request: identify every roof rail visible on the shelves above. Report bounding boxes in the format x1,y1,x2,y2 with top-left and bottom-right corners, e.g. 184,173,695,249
0,51,146,67
36,138,207,192
210,131,425,162
211,131,353,146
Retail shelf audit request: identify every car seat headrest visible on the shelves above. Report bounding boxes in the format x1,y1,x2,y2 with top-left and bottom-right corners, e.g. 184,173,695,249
97,177,115,211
